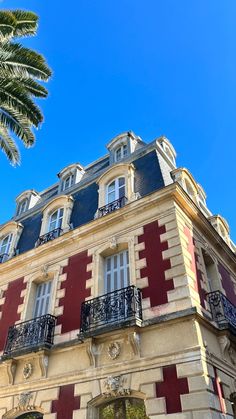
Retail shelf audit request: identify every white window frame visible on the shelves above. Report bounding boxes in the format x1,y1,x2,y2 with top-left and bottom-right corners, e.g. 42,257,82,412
62,174,74,191
17,198,28,216
33,281,52,318
104,249,130,293
0,233,13,256
48,208,64,232
115,144,128,162
106,177,125,204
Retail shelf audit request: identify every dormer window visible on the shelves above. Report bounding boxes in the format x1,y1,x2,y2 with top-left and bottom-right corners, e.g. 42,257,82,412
17,198,28,216
58,163,85,193
156,137,177,168
62,174,74,191
15,190,40,217
107,131,143,164
48,208,64,232
115,144,128,162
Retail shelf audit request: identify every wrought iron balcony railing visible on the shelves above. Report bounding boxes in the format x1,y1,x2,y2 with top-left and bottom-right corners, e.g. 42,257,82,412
80,285,142,337
3,314,56,359
98,196,127,217
207,291,236,331
36,227,62,247
0,253,9,263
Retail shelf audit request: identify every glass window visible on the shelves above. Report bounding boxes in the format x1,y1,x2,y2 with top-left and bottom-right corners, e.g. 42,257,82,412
17,199,28,216
115,144,128,162
62,174,74,191
99,398,147,419
48,208,64,232
106,177,125,204
34,281,52,318
105,249,129,293
0,233,12,256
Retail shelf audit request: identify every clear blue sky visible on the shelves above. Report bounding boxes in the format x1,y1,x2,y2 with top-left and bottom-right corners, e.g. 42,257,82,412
1,1,236,241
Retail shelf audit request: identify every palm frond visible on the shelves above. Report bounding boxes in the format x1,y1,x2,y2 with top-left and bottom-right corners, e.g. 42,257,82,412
0,124,20,165
11,10,38,38
0,80,44,125
0,105,35,146
0,11,15,41
0,42,52,80
0,76,48,97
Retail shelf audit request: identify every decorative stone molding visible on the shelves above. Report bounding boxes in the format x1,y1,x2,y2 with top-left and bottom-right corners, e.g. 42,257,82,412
128,331,140,357
18,392,33,409
107,342,121,360
39,353,49,378
23,362,33,379
103,375,131,397
218,336,236,365
109,236,118,250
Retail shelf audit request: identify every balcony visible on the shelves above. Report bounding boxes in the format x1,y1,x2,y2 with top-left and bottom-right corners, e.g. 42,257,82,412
207,291,236,333
98,196,127,217
80,285,142,337
0,253,9,263
2,314,56,359
36,227,62,247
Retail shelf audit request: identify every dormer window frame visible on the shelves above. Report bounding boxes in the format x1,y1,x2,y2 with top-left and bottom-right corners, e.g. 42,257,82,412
115,144,128,162
15,190,40,217
106,131,143,165
62,173,75,191
17,198,29,216
58,163,85,193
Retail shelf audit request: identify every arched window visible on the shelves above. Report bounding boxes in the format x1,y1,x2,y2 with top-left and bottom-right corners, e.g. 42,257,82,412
98,398,148,418
106,177,125,204
48,208,64,232
0,233,12,261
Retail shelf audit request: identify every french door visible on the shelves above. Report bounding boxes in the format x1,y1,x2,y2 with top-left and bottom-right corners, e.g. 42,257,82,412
34,281,52,318
104,250,130,294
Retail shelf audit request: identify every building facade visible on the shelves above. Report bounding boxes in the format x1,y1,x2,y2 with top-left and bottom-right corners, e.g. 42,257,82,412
0,131,235,418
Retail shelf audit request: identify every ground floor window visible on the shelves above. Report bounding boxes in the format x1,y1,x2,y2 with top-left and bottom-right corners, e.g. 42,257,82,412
99,398,148,419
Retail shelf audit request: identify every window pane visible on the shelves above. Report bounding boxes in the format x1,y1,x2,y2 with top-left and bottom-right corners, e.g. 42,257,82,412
104,250,129,292
115,147,122,161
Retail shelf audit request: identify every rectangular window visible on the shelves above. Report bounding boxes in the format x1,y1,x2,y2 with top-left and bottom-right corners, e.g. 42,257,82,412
34,281,52,318
104,250,129,293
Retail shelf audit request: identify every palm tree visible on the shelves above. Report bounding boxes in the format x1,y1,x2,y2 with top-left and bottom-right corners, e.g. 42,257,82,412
0,10,51,165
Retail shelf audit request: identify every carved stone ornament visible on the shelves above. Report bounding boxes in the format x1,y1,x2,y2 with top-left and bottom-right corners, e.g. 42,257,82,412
218,335,236,365
107,342,121,360
23,362,33,379
18,392,33,409
103,375,131,398
109,237,117,250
